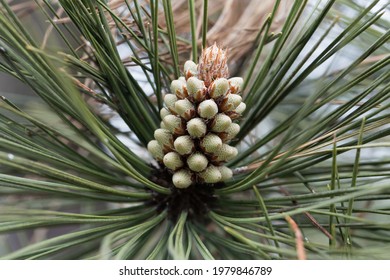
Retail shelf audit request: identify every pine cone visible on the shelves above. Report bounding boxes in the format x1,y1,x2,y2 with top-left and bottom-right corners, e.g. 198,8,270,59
148,44,245,188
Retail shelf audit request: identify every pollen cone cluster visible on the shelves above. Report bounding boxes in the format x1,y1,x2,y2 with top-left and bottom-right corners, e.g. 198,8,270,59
148,44,245,189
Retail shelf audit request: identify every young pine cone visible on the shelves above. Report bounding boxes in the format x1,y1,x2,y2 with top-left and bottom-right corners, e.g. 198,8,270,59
148,44,245,189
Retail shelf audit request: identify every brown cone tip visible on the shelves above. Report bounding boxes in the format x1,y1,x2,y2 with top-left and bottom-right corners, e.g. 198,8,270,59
198,43,229,87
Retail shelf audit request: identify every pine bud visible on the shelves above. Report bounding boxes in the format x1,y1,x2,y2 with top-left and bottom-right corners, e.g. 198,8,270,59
228,94,242,108
198,99,218,119
218,166,233,181
186,77,206,102
199,165,222,183
219,94,242,111
163,152,184,171
170,79,188,99
148,44,245,187
228,77,244,94
200,133,222,153
164,94,178,113
184,60,198,80
160,107,171,119
154,128,173,150
211,113,232,132
235,102,246,115
187,118,207,138
163,115,185,135
174,99,195,120
160,121,167,129
174,135,195,155
225,145,238,161
213,144,238,162
172,169,193,189
209,78,229,99
198,43,229,87
147,140,164,161
187,152,208,172
220,122,240,141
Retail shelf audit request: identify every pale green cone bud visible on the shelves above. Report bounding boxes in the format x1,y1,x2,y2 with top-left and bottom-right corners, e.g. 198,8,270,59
198,99,218,119
226,101,246,120
160,107,171,119
178,76,186,82
170,79,188,99
172,169,193,189
186,77,206,102
228,94,242,108
187,118,207,138
147,140,164,161
184,60,198,80
224,144,238,161
154,128,174,150
174,135,195,155
200,165,222,183
214,144,238,162
163,115,185,135
235,102,246,115
164,94,178,107
174,99,195,120
164,94,178,114
211,113,232,132
221,122,240,141
187,152,208,172
163,152,184,171
160,121,167,129
184,60,197,72
220,94,242,112
228,77,244,94
218,166,233,181
200,133,222,153
209,78,229,99
225,144,238,161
